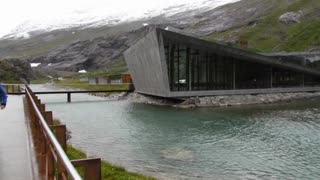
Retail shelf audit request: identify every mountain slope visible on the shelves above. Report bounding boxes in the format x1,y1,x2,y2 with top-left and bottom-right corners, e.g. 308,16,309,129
32,26,157,72
0,0,319,73
206,0,320,52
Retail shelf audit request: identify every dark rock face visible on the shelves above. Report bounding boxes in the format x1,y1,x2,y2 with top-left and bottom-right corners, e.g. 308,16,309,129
31,26,158,71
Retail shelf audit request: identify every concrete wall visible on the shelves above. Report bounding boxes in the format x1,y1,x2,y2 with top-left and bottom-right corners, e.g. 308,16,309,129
124,30,170,97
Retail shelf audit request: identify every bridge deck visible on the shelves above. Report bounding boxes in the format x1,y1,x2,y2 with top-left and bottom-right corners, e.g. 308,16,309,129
0,95,38,180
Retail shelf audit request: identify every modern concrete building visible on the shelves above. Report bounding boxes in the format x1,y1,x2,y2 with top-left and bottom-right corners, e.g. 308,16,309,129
124,28,320,98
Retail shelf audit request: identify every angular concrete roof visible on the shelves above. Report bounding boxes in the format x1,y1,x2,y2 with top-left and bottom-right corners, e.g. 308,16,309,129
157,28,320,77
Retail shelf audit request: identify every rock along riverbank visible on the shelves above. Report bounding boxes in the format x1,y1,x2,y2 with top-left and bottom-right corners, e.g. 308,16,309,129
127,91,320,108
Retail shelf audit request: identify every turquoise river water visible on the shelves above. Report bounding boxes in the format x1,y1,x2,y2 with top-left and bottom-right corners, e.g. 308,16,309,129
32,84,320,179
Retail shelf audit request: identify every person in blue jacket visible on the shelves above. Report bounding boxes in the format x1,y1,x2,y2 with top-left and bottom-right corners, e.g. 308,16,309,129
0,84,7,110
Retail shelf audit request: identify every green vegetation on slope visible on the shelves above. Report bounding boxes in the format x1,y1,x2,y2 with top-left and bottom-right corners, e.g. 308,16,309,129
206,0,320,52
0,59,33,83
90,57,128,77
285,20,320,51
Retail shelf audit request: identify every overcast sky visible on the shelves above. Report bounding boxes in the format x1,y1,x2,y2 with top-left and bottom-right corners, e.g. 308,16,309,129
0,0,237,38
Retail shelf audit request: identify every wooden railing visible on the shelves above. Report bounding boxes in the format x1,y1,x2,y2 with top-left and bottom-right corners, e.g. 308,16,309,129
32,89,133,102
25,85,101,180
2,84,23,94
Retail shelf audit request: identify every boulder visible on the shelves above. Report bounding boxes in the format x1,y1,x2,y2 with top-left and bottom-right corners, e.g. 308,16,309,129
279,11,303,25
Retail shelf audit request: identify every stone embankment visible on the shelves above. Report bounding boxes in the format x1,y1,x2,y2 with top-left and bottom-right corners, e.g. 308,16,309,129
90,91,130,100
128,91,320,108
127,93,179,106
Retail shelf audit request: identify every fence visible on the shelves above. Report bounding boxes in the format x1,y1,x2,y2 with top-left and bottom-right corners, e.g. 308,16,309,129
25,85,101,180
2,84,23,94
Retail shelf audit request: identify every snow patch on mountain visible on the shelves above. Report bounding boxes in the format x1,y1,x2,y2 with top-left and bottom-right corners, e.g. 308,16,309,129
1,0,240,40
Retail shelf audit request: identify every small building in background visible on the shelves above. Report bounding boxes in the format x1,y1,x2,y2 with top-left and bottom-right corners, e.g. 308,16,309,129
88,76,109,85
88,77,96,85
87,74,133,85
121,73,132,84
79,77,89,82
98,76,108,85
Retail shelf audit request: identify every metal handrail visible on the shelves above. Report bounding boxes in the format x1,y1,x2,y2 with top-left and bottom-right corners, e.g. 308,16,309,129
26,86,82,180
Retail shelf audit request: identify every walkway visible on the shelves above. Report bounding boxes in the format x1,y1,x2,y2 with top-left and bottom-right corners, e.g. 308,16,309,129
0,95,38,180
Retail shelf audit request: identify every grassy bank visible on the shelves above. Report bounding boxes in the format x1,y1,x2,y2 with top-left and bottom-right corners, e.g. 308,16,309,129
67,145,155,180
30,79,52,84
54,77,130,91
53,119,154,179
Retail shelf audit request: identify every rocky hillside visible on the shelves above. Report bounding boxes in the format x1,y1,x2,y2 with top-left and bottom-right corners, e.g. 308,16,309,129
0,59,34,83
206,0,320,52
0,0,319,73
30,26,159,72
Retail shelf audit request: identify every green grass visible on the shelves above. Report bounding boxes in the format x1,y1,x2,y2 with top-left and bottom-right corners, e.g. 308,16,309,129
30,79,52,84
205,0,320,52
54,78,130,91
284,20,320,51
66,145,87,159
88,57,128,78
67,145,156,180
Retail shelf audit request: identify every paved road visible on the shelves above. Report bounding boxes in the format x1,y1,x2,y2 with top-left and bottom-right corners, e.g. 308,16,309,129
0,95,38,180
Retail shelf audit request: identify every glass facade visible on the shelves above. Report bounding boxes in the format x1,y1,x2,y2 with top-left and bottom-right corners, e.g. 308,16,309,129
164,39,319,92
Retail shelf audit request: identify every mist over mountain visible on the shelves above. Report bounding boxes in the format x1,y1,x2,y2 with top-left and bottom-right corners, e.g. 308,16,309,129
0,0,319,76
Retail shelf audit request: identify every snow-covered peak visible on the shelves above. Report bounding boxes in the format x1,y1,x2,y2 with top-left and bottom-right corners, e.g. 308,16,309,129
0,0,240,40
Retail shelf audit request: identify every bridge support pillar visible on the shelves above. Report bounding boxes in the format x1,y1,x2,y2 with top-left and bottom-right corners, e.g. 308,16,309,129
67,93,71,103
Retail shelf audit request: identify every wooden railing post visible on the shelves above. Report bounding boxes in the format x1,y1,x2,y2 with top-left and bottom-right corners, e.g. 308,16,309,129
51,125,67,151
44,111,54,180
47,145,55,180
72,158,101,180
44,111,53,125
49,125,67,179
39,132,47,177
39,104,46,113
57,158,68,180
38,104,46,177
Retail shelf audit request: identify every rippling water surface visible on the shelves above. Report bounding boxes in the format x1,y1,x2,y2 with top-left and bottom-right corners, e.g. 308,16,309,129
32,84,320,179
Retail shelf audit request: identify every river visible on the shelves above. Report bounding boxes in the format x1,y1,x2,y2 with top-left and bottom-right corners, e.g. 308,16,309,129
31,84,320,179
